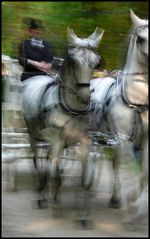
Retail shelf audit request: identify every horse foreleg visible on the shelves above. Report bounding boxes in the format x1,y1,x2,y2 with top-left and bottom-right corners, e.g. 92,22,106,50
127,137,148,208
109,148,121,208
75,136,95,229
49,141,63,216
28,134,49,208
121,131,148,231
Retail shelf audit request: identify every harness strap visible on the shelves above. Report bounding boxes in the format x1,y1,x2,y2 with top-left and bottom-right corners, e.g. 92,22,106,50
39,76,92,116
121,79,148,112
128,108,143,142
101,78,147,142
77,83,90,87
102,81,116,110
59,85,92,115
40,79,60,116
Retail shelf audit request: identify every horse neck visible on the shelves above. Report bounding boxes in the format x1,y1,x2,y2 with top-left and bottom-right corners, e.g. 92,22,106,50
125,61,147,82
123,37,148,82
61,59,92,111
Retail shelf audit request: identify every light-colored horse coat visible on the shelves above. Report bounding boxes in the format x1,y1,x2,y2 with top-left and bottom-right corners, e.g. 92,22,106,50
21,28,104,211
90,9,148,224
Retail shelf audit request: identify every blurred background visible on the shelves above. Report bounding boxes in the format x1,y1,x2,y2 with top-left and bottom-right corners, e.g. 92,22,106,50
2,1,148,71
2,2,148,237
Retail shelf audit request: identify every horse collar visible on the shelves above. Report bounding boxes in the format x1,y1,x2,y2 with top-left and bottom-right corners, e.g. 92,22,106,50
59,85,92,115
121,79,148,112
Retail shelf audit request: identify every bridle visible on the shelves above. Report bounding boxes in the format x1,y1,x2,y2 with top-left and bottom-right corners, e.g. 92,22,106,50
59,44,99,114
134,24,148,33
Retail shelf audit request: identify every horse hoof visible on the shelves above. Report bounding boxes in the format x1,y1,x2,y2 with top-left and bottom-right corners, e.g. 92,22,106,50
74,218,94,230
31,198,49,209
109,197,121,208
37,199,49,209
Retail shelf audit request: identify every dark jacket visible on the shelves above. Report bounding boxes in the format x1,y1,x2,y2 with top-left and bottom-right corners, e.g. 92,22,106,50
18,38,53,81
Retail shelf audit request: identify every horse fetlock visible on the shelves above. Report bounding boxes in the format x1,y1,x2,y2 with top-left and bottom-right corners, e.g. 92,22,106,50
81,159,95,190
31,197,49,209
109,195,121,208
37,198,49,209
74,218,94,230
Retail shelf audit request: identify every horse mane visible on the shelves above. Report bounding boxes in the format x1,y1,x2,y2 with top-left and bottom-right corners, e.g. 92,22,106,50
118,28,133,70
123,28,137,73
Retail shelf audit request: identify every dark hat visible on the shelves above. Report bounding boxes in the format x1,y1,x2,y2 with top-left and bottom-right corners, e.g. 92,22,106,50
23,18,43,30
29,19,42,29
23,17,44,31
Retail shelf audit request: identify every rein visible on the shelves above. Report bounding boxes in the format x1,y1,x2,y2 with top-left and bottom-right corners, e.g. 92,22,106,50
106,70,148,78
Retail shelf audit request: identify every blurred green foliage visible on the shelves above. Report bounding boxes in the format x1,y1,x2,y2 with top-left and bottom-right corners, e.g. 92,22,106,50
2,1,148,71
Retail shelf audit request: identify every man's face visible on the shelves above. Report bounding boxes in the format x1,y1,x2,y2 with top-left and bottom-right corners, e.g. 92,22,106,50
28,28,42,39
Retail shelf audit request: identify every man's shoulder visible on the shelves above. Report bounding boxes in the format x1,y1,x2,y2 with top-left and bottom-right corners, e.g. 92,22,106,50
43,40,52,47
21,39,31,45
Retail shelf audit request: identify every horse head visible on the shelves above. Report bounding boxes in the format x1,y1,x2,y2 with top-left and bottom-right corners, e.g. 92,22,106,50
130,9,148,70
66,27,104,105
121,10,149,109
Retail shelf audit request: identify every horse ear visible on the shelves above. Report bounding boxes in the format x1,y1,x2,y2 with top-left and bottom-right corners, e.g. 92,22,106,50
94,30,104,47
88,27,100,40
67,27,78,43
130,9,146,28
88,27,104,40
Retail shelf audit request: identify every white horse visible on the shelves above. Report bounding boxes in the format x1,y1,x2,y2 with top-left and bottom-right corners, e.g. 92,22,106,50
21,28,104,221
90,9,148,224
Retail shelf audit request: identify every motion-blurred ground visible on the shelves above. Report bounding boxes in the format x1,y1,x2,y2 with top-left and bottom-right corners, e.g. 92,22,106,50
2,159,148,237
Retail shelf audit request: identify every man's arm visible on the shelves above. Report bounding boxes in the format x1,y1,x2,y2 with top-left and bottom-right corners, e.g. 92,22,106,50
28,60,53,73
18,42,28,67
18,40,53,73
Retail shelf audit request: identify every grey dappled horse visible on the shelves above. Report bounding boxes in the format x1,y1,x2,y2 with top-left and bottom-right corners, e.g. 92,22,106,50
21,28,103,221
90,10,148,224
